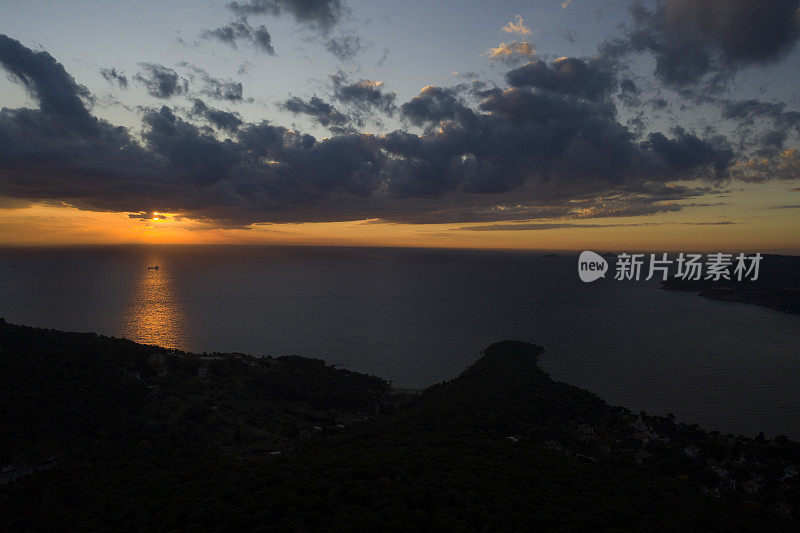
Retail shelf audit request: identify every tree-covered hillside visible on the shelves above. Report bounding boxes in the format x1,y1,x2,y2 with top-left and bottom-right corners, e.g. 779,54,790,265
1,321,798,530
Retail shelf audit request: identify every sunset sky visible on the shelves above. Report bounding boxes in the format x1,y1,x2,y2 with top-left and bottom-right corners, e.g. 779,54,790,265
0,0,799,251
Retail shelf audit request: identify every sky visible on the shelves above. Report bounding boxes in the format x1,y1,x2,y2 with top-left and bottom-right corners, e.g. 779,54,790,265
0,0,798,251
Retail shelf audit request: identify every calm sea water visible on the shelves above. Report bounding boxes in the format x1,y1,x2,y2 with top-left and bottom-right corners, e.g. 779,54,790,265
1,245,799,438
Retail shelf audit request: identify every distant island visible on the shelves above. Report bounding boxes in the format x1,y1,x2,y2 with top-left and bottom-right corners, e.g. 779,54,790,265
662,254,800,314
1,319,799,529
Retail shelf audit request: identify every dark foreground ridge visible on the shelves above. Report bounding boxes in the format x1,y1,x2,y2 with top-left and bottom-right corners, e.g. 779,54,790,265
1,320,799,530
662,254,800,314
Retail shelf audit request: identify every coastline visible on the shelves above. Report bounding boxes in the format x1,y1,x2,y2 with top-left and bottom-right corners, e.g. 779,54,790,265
661,254,800,315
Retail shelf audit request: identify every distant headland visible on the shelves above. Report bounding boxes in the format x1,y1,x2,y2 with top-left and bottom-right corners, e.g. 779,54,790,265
662,254,800,314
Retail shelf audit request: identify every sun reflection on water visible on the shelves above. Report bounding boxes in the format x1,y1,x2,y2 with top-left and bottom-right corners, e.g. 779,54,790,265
120,258,190,350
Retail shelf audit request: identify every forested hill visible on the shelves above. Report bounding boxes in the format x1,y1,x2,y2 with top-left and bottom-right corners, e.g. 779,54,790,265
1,321,799,530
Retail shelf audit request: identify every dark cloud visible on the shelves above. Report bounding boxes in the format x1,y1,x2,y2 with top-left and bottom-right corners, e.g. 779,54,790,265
217,0,352,57
228,0,345,33
0,35,94,131
99,67,128,89
714,97,800,155
200,20,275,54
753,129,789,155
279,73,397,133
134,64,188,99
280,95,350,131
506,57,616,101
722,98,800,131
179,63,245,102
400,85,473,128
392,84,733,200
644,127,733,174
279,74,397,133
191,99,243,132
206,0,349,57
606,0,800,87
201,77,243,102
456,220,736,231
0,103,159,213
457,222,659,231
325,33,362,61
0,35,755,229
664,0,800,64
331,72,396,115
618,78,641,106
141,106,241,186
651,97,669,110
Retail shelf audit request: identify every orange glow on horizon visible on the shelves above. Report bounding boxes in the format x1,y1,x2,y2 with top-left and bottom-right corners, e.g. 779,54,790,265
0,178,798,253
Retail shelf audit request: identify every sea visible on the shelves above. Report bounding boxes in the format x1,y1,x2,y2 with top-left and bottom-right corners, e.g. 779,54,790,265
1,245,798,438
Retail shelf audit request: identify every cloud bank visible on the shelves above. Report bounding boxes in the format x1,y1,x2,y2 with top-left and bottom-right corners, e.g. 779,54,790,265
1,2,799,230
